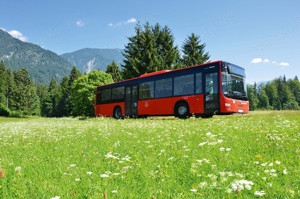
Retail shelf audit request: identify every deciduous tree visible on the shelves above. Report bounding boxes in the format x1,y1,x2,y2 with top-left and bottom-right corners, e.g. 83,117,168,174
71,70,113,116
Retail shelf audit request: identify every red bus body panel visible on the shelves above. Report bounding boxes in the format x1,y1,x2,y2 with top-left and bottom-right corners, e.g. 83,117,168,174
138,94,204,116
220,95,249,114
95,102,125,117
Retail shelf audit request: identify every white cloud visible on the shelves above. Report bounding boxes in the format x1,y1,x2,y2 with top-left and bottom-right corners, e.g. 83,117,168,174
279,62,289,67
126,18,137,24
108,17,137,28
263,58,270,63
76,20,85,27
7,30,28,42
251,58,263,64
251,58,289,67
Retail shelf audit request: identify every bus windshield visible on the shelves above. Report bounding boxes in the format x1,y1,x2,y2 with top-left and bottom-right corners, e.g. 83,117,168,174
222,64,248,100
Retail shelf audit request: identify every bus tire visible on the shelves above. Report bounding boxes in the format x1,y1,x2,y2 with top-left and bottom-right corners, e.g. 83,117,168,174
113,106,122,119
175,101,190,119
200,114,213,118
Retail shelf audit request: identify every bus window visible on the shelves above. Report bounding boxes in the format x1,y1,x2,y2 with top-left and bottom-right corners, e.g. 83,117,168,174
174,74,194,96
112,87,124,100
155,78,172,98
139,81,154,99
195,73,203,94
101,89,111,102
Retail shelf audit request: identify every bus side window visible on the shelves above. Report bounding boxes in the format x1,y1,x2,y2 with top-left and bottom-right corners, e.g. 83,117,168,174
195,73,202,94
96,91,101,104
139,81,154,99
101,89,111,102
174,74,194,96
155,78,172,98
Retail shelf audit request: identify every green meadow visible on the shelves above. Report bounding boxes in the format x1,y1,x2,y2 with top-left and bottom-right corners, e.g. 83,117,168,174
0,111,299,198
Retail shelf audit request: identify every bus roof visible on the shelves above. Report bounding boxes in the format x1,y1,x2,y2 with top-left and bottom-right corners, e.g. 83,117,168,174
97,60,227,89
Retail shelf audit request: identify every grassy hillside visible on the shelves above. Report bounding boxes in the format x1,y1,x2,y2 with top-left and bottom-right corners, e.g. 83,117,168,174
0,111,299,198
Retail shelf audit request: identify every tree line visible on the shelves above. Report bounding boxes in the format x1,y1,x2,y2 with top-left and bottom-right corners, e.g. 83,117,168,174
0,22,299,117
0,61,114,117
247,76,300,110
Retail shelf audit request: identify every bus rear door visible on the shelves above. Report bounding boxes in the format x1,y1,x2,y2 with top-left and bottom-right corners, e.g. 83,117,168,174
125,85,138,117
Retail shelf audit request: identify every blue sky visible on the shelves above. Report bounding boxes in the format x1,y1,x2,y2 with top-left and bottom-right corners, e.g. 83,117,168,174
1,0,299,84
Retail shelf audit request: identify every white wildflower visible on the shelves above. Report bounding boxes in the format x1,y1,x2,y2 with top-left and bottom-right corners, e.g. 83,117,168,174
199,142,207,147
230,180,254,192
112,190,118,193
206,132,212,137
15,166,21,173
275,160,281,165
100,174,109,178
226,148,231,151
198,181,208,189
220,147,225,151
69,164,76,167
190,189,197,192
105,152,119,159
254,190,266,196
283,169,288,175
86,171,92,175
50,196,60,199
75,178,80,181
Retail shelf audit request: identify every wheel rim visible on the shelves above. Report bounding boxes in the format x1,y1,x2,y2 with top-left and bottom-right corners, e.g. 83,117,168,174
178,106,187,116
114,108,121,119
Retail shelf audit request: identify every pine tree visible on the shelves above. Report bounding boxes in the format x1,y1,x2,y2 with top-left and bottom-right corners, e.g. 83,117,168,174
258,89,269,109
11,68,40,115
5,69,15,111
247,84,259,110
0,61,7,107
122,22,180,79
264,82,280,110
181,33,210,67
106,61,123,82
57,76,69,116
287,78,300,109
66,67,82,116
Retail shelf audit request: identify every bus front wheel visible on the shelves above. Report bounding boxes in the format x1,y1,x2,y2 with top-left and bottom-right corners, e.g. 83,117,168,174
113,106,122,119
175,102,190,119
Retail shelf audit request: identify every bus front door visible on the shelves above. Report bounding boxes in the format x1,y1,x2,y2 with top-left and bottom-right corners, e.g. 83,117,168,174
125,86,138,117
204,72,219,116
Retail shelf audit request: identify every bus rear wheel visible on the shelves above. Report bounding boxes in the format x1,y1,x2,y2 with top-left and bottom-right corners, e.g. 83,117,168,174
175,102,190,119
113,106,122,119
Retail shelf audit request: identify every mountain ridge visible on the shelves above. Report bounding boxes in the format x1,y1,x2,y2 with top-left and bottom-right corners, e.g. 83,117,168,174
1,29,124,84
61,48,124,73
0,29,73,84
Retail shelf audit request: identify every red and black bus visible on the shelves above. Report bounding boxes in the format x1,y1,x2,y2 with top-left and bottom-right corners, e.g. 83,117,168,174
94,60,249,119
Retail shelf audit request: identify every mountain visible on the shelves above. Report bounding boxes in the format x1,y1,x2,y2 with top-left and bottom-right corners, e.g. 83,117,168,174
61,48,124,73
0,29,73,84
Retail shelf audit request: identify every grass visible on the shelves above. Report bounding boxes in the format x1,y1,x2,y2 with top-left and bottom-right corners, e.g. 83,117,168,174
0,111,299,198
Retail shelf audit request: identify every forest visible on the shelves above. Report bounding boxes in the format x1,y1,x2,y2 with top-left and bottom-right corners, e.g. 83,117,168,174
0,22,299,117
